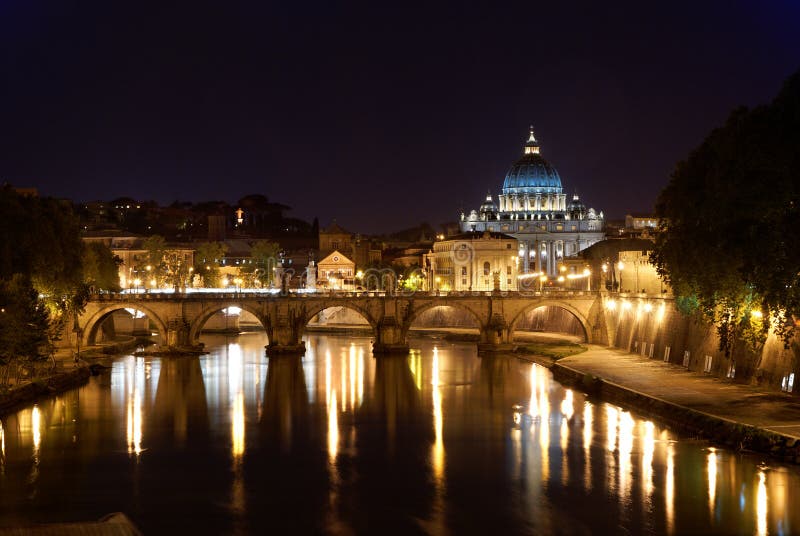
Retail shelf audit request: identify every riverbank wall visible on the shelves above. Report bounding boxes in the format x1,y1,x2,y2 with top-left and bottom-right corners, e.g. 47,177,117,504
0,365,91,417
603,294,799,394
546,358,800,464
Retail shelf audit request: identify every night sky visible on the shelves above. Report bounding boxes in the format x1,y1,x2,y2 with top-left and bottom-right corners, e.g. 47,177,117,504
1,1,798,233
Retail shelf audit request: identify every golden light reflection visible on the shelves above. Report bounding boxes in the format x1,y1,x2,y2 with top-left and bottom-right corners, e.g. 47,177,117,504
125,358,143,457
357,347,364,405
32,405,41,454
232,392,245,458
707,449,717,517
0,420,5,466
756,471,767,536
605,405,618,494
538,372,550,484
605,405,618,452
431,347,444,481
583,403,592,492
642,421,655,502
328,390,339,462
560,389,574,420
666,443,675,535
228,343,245,458
618,411,634,504
340,352,347,412
528,365,539,418
325,350,332,409
349,345,356,411
409,351,423,391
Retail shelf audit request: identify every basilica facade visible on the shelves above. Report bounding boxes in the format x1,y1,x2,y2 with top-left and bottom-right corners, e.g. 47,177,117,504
459,128,605,276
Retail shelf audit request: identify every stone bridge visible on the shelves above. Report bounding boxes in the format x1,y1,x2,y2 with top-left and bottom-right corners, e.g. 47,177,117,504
76,290,612,355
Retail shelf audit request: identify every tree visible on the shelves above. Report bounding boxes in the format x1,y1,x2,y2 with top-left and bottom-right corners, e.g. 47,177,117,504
82,242,121,292
241,240,280,287
193,241,228,288
142,235,168,284
0,275,51,363
652,70,800,355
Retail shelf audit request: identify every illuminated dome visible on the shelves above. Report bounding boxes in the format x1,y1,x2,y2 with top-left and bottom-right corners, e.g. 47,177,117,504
501,128,563,195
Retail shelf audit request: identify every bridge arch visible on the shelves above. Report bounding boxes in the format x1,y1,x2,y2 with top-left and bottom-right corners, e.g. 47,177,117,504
189,303,269,342
82,303,169,346
300,301,379,336
508,300,592,343
401,300,485,338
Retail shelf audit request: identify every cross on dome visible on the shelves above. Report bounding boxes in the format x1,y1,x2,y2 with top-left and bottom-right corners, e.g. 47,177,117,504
524,125,540,155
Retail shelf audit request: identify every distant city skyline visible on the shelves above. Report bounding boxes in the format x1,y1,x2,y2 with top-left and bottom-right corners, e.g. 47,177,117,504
2,1,798,233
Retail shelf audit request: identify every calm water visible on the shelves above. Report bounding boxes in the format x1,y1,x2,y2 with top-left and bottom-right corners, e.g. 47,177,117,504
0,333,798,535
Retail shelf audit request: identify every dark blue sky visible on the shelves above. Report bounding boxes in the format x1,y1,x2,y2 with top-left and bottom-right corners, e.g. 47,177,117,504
1,1,798,233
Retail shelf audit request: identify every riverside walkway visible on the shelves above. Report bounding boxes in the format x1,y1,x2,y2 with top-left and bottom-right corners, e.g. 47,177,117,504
553,345,800,460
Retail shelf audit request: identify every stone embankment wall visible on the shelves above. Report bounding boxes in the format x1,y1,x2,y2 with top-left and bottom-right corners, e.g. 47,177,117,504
604,295,799,393
550,362,800,464
0,366,91,417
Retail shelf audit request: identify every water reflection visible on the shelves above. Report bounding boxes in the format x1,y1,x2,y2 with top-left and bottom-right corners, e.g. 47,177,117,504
0,333,798,535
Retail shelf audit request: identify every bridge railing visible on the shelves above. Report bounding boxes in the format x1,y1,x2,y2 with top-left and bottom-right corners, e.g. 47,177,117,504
88,289,607,301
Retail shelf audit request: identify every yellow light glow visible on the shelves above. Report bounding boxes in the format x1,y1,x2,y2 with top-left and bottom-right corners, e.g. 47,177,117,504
606,299,617,311
666,444,675,534
583,403,592,492
232,391,245,458
707,449,717,517
618,411,634,504
643,303,653,312
642,421,655,501
756,471,767,536
328,390,339,463
32,405,41,453
752,310,763,319
432,347,444,481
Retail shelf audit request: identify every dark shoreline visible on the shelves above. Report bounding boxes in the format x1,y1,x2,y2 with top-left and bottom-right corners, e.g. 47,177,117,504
0,365,91,417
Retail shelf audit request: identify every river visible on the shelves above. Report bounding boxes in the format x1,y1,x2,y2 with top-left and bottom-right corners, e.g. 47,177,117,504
0,332,798,535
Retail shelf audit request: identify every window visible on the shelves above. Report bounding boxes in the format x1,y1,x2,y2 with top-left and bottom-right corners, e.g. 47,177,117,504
461,267,467,276
507,266,512,274
332,241,339,250
506,244,512,249
483,262,490,276
462,278,467,285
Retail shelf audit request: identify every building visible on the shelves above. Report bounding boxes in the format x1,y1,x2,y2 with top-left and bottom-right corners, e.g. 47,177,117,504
319,222,353,258
425,231,519,292
622,214,660,238
459,128,605,275
316,250,356,290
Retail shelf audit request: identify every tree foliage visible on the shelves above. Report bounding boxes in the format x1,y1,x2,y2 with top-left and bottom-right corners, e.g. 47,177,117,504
82,242,121,292
239,240,280,287
652,70,800,354
193,241,228,287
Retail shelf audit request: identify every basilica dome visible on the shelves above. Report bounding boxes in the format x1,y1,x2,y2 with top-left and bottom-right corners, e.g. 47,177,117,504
501,130,563,194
